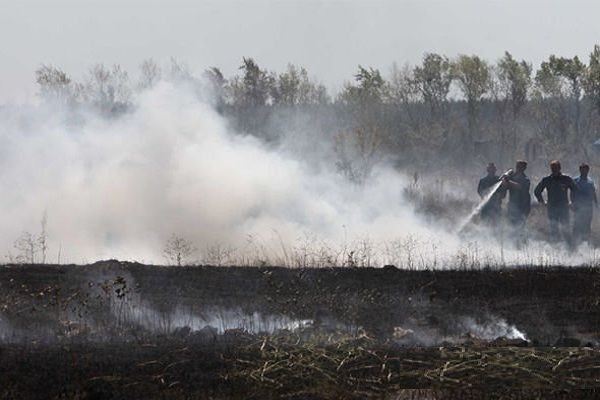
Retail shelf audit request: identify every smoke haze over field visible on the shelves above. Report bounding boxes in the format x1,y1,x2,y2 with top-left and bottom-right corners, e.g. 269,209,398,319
0,83,439,263
1,80,598,266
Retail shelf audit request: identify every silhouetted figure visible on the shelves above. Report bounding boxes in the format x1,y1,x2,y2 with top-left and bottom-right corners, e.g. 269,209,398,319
572,163,597,245
501,160,531,247
477,163,503,223
534,160,576,243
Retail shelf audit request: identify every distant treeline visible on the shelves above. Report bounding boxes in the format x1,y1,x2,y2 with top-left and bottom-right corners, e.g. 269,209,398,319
35,46,600,174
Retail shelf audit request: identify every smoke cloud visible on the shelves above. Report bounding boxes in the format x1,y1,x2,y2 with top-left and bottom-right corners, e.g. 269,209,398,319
0,81,597,266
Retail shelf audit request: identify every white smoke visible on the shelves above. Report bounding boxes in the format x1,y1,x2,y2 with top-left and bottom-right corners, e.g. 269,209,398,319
0,81,597,266
0,82,437,264
459,316,527,341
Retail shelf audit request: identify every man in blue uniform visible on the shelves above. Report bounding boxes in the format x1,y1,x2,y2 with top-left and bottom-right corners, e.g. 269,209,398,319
477,163,503,223
534,160,576,243
501,160,531,246
572,163,597,244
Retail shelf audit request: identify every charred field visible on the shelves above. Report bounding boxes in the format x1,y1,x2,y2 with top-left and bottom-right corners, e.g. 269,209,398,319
1,261,600,399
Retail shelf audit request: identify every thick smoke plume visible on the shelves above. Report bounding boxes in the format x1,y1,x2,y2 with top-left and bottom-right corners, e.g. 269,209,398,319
0,82,422,263
0,81,596,266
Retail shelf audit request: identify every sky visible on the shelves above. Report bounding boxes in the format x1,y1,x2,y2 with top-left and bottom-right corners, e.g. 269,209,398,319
1,0,599,103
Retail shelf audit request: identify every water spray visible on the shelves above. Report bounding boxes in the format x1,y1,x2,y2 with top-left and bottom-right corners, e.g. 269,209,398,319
457,169,513,234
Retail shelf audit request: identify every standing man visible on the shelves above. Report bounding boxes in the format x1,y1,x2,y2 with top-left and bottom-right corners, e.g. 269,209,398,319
572,163,597,244
501,160,531,246
534,160,576,243
477,163,503,223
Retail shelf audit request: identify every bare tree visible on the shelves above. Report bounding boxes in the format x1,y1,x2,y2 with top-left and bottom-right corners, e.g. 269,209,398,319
203,67,227,108
138,58,162,90
163,235,196,266
9,213,49,264
35,65,76,105
13,232,37,264
85,64,132,114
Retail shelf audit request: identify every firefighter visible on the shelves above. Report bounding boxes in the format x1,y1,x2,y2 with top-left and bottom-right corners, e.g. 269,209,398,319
534,160,576,243
572,163,597,244
501,160,531,246
477,163,503,223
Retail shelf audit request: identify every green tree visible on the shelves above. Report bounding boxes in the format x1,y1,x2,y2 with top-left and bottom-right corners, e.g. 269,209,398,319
452,55,491,146
535,55,587,141
237,57,273,107
272,64,329,106
388,63,421,130
339,66,387,106
497,52,532,119
451,55,491,146
584,45,600,117
272,64,300,105
337,66,388,137
494,52,532,157
412,53,452,119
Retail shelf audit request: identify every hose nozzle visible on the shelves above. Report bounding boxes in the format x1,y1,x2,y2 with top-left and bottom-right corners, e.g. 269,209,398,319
501,169,514,179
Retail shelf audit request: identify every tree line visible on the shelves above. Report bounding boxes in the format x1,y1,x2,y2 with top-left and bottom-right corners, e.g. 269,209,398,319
34,46,600,174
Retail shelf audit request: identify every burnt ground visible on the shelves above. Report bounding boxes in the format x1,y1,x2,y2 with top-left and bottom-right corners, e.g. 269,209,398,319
1,261,600,399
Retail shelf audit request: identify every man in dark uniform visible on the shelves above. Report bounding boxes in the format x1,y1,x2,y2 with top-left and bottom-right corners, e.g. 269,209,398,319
572,163,597,244
477,163,503,223
501,160,531,247
534,160,576,243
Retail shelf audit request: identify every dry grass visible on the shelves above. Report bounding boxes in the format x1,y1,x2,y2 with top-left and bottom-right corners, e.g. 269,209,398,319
229,332,600,398
2,331,600,399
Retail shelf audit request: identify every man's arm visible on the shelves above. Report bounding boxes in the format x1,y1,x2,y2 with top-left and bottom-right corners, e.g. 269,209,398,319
477,179,484,199
593,182,598,206
501,176,521,190
534,178,546,204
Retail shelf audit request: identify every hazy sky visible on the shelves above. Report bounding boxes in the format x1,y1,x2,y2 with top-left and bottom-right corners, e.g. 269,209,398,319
1,0,599,103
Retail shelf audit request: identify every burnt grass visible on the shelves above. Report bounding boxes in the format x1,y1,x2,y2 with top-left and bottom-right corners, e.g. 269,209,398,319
1,261,600,399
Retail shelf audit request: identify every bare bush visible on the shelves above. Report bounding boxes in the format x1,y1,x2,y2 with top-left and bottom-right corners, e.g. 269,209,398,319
334,125,383,185
12,232,37,264
8,213,49,264
202,242,236,266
